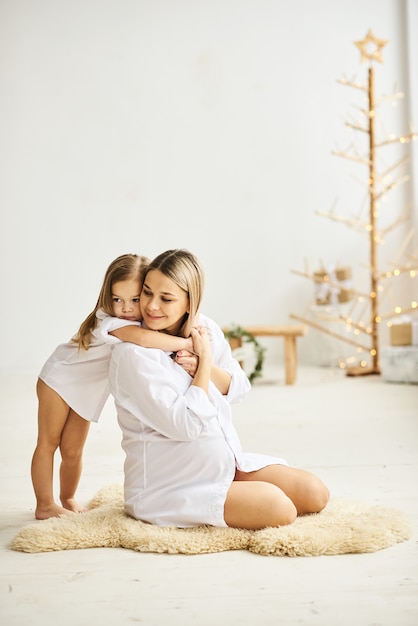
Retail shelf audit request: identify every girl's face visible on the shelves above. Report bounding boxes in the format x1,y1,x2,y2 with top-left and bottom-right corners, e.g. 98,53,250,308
140,269,189,334
111,279,142,321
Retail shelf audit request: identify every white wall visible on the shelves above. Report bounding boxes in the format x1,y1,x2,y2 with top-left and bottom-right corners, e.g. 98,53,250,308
1,0,416,373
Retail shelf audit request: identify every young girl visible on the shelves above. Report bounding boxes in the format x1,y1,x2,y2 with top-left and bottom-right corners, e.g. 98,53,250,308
110,249,330,530
31,253,194,520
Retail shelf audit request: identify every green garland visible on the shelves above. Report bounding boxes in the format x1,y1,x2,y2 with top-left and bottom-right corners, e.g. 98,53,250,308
224,324,266,383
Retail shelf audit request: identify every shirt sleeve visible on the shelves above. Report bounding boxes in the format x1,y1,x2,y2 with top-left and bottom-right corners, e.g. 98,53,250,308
199,314,251,403
92,309,142,344
111,343,217,441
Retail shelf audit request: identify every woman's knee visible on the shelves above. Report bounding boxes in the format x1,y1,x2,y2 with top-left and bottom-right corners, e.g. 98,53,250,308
225,481,297,529
267,491,297,526
302,475,330,514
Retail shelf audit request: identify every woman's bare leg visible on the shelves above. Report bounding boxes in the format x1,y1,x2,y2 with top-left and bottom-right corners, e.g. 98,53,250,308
59,409,90,512
223,465,330,530
31,379,73,519
235,465,330,515
224,480,297,530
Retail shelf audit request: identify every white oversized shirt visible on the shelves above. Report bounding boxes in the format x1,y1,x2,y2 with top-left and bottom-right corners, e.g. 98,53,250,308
39,310,141,422
109,314,288,527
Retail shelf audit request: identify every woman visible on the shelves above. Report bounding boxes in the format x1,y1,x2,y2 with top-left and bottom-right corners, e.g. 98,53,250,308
109,249,329,530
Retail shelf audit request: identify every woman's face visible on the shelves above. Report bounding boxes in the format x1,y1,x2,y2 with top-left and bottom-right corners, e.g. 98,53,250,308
140,269,189,334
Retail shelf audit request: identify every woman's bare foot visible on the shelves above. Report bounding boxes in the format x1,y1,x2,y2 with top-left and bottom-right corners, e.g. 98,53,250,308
61,497,87,513
35,503,74,520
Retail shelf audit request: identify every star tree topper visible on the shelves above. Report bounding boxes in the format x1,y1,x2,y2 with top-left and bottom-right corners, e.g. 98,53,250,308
354,29,388,63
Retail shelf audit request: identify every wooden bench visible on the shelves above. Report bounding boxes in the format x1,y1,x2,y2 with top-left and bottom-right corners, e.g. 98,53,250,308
223,325,307,385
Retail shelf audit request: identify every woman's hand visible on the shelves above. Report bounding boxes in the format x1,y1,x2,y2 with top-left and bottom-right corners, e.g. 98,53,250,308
174,350,198,377
190,326,212,393
175,327,212,386
190,326,212,361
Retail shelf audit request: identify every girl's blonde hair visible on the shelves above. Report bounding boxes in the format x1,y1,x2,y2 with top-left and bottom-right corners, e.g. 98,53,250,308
73,254,149,350
144,249,204,338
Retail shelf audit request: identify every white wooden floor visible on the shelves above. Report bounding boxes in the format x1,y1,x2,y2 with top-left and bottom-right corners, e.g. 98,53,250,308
1,366,417,626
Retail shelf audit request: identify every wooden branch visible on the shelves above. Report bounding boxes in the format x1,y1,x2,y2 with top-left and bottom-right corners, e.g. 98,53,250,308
315,210,368,231
331,150,371,166
380,266,418,278
337,317,373,335
379,210,411,238
375,131,417,148
345,121,369,133
379,155,409,178
375,91,405,105
378,306,418,321
337,77,367,91
290,314,371,351
373,175,410,201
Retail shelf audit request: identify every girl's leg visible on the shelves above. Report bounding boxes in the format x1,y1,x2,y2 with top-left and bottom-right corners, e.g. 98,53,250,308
235,465,330,515
59,409,90,512
31,379,73,519
224,480,297,530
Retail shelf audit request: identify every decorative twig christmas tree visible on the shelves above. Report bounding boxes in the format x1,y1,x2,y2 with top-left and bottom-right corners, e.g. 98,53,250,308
291,30,417,375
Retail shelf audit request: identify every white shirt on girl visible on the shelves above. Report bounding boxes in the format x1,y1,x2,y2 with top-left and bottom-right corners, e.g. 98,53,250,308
39,310,141,423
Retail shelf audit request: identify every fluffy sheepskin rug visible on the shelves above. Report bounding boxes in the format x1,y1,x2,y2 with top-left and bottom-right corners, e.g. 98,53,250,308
10,484,412,556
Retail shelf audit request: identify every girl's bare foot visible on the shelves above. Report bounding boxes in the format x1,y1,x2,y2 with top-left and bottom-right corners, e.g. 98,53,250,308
61,497,87,513
35,503,74,520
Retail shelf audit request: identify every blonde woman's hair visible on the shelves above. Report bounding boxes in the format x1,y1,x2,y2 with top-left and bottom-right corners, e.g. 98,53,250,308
145,249,204,337
73,254,149,350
